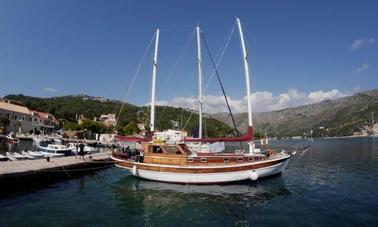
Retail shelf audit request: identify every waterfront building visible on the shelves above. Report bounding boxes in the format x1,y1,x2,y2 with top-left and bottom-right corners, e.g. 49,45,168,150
99,114,117,127
0,100,56,134
0,101,32,133
30,110,58,134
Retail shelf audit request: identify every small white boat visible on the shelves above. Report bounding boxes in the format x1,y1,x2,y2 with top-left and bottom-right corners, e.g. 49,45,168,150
37,144,73,156
6,152,28,161
0,154,8,161
21,151,36,159
21,151,45,159
38,151,65,158
27,151,46,158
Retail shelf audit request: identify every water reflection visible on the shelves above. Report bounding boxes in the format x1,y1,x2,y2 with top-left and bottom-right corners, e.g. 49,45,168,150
1,137,378,226
111,174,291,226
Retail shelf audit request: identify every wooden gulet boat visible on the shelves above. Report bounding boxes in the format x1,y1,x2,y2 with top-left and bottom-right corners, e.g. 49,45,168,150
112,141,293,184
112,18,295,184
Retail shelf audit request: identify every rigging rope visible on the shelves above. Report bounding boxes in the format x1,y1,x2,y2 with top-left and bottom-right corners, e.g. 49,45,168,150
179,23,236,135
156,29,196,128
182,109,194,132
163,29,195,89
200,32,240,137
204,22,236,92
116,33,156,128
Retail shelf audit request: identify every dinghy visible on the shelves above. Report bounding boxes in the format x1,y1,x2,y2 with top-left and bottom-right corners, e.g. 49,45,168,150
27,151,46,158
6,152,28,161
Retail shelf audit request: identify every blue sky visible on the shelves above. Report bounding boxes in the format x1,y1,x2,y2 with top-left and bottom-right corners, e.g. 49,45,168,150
0,0,377,112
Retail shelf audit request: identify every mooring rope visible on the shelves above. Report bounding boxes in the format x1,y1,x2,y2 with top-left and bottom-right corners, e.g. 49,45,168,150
34,163,115,173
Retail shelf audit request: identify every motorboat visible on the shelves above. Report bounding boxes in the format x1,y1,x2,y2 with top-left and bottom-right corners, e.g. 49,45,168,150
37,144,73,156
33,136,62,146
6,152,28,161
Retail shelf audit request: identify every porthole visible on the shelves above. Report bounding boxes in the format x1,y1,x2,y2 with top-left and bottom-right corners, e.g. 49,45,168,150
200,158,207,163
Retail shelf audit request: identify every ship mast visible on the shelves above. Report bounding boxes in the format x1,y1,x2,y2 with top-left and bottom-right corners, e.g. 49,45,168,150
236,18,254,153
150,29,160,132
196,26,203,140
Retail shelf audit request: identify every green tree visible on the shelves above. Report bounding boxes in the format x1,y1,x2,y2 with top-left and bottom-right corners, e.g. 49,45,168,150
121,121,140,135
81,119,105,133
63,121,81,131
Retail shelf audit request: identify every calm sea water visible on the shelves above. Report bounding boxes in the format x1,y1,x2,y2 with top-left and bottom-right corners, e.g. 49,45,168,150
0,137,378,226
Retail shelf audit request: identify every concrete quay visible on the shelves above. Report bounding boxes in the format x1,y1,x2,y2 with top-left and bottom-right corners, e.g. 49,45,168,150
0,152,114,194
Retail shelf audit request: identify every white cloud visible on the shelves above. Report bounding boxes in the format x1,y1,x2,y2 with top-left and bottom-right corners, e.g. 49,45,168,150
151,88,347,113
354,64,369,74
349,38,375,50
307,89,345,103
44,87,57,93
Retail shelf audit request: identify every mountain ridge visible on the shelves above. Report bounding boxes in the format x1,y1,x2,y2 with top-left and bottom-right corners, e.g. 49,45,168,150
212,89,378,137
2,94,233,137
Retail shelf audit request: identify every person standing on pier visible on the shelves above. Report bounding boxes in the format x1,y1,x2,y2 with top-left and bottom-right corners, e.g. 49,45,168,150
75,142,79,159
79,141,85,160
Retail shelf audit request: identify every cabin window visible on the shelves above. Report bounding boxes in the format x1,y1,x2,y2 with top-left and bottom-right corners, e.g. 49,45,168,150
259,157,264,161
224,158,229,163
200,158,207,163
237,157,244,162
151,146,163,154
188,157,194,163
163,146,182,154
248,157,253,161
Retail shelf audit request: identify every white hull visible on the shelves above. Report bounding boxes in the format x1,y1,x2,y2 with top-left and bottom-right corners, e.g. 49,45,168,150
115,158,290,184
37,145,72,155
38,151,65,157
6,152,28,161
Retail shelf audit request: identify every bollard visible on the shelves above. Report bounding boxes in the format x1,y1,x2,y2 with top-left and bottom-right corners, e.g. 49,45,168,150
46,156,50,162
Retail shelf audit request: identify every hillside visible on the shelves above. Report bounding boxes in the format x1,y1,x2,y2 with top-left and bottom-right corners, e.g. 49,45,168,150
3,94,233,137
212,89,378,138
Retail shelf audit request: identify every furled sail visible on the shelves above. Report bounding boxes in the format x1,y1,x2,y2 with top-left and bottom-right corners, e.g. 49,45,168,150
182,126,253,143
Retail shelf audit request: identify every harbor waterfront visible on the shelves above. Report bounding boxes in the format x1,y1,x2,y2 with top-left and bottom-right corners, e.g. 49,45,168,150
0,137,377,226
